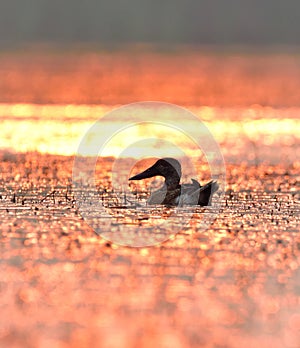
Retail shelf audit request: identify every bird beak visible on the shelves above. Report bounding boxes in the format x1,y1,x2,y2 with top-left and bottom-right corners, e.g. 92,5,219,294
129,164,159,181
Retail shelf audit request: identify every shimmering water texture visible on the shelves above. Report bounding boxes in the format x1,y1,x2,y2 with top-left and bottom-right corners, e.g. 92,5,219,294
72,102,225,246
0,49,300,347
0,152,299,347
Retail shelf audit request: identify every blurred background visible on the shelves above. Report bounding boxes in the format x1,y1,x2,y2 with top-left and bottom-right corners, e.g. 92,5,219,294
1,0,300,46
1,2,300,348
1,0,300,161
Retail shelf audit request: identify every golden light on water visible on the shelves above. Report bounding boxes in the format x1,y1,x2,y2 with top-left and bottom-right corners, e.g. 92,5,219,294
0,103,113,119
1,103,299,158
1,49,300,347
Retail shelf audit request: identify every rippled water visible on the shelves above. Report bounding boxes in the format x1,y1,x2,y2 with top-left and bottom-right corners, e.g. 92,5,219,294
0,151,299,347
0,48,300,347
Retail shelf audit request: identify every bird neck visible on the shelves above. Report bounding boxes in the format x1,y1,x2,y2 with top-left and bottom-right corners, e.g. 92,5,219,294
164,174,180,190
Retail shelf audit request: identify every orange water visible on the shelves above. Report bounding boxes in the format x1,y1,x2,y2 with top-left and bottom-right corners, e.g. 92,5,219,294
0,47,300,348
0,48,299,165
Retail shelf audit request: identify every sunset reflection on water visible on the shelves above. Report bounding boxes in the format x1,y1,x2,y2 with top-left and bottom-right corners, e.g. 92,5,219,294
1,102,299,163
0,49,300,347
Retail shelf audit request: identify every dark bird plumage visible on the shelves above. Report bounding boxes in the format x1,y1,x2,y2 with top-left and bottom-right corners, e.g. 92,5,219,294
129,158,218,206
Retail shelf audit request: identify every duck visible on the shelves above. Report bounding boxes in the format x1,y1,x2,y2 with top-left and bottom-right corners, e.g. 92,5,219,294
129,158,219,206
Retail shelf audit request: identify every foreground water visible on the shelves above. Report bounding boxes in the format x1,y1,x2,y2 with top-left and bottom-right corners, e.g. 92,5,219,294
0,48,300,347
0,151,299,347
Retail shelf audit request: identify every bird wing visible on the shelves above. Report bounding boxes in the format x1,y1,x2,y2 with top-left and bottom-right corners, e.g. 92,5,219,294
147,187,181,205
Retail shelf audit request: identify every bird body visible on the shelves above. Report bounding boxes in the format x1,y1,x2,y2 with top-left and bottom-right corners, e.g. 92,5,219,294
129,158,218,206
